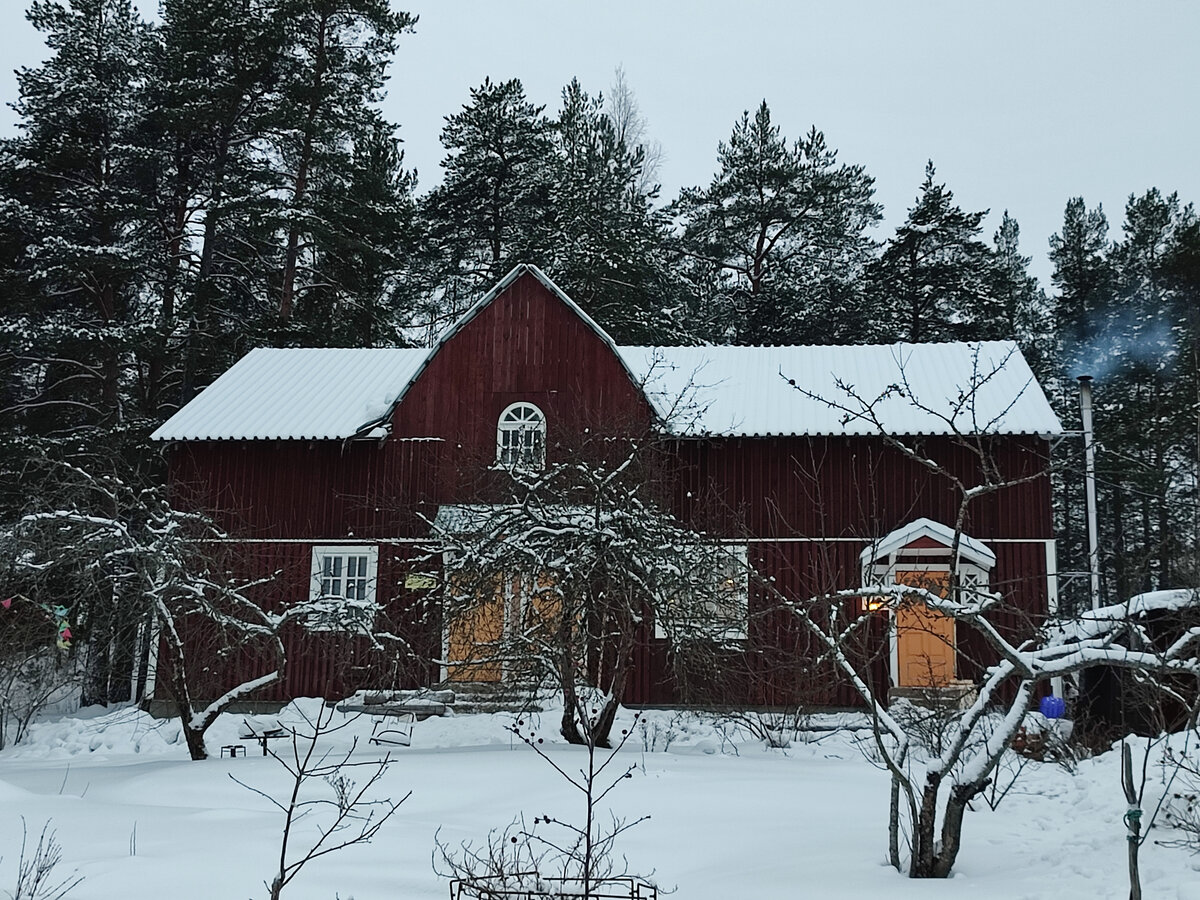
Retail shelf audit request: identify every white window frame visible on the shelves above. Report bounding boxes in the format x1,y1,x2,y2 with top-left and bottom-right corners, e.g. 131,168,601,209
496,402,546,470
655,543,749,641
308,545,379,633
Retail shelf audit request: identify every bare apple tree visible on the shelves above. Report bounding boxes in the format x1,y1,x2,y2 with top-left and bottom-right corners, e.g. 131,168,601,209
427,432,745,748
4,463,391,760
766,344,1200,877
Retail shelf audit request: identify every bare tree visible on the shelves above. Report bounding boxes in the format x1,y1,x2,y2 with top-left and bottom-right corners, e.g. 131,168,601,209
230,703,409,900
428,433,743,748
768,345,1200,877
3,464,387,760
604,65,663,196
0,596,79,750
438,702,653,900
7,819,82,900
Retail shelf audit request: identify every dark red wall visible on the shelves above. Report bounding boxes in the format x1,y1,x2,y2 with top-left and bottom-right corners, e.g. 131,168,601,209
162,271,1056,707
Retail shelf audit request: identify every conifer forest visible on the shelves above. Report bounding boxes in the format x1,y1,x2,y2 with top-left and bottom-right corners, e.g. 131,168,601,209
0,0,1195,689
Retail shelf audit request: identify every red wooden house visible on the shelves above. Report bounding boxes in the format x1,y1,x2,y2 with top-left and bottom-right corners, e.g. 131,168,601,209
150,265,1063,708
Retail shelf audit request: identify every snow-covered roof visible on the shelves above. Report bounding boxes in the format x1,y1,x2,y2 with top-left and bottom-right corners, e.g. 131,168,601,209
151,267,1061,444
150,347,427,441
617,341,1062,438
860,517,997,570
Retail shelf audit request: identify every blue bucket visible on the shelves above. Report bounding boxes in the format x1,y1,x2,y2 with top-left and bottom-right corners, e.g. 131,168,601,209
1039,695,1066,719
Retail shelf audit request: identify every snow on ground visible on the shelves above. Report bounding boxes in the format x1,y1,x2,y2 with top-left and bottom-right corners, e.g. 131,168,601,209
2,701,1200,899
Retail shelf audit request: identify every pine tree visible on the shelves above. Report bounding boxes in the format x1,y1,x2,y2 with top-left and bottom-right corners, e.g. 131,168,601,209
866,161,996,343
1105,190,1196,594
1047,197,1114,611
1049,197,1115,375
148,0,287,404
672,101,880,344
1048,191,1199,605
542,79,679,344
421,77,556,327
271,0,416,327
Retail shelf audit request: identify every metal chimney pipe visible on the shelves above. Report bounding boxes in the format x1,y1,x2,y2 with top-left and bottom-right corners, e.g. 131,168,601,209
1078,376,1101,610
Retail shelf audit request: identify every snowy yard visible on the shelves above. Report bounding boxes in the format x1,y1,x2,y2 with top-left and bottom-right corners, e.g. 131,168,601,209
2,702,1200,900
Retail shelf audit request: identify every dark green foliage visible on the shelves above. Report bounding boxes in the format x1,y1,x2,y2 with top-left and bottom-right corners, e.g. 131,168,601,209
421,77,557,326
271,0,418,342
866,161,998,343
540,79,680,344
672,101,881,344
0,0,150,441
1048,191,1199,608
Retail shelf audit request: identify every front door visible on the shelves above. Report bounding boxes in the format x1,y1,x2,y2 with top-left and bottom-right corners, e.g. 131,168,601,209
445,594,505,683
894,570,955,688
444,572,562,683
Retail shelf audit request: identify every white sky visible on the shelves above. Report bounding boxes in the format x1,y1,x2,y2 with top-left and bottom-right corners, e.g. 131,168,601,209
1,0,1197,286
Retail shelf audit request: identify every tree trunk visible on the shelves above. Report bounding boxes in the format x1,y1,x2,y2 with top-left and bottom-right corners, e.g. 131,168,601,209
888,772,903,871
908,776,941,877
1121,743,1143,900
560,675,584,745
279,12,330,321
932,786,973,878
181,127,231,404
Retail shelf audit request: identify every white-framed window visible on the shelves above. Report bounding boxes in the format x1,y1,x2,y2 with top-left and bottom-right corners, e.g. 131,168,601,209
308,545,379,632
655,543,750,641
496,402,546,470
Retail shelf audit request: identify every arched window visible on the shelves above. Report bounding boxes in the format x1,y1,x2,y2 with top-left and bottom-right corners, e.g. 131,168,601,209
496,402,546,469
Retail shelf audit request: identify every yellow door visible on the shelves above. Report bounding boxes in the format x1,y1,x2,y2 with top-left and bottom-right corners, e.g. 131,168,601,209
445,577,506,683
894,570,955,688
445,572,566,683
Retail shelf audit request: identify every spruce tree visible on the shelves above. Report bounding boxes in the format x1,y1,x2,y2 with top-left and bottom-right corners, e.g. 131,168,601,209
295,112,420,347
542,79,679,344
988,212,1048,367
0,0,151,466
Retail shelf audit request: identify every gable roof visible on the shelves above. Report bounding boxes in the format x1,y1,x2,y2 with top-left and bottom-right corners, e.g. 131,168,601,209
151,268,1063,442
618,341,1062,438
860,517,997,570
363,264,650,432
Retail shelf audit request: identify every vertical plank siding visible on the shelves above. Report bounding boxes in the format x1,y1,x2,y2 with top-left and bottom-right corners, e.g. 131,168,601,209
164,272,1055,708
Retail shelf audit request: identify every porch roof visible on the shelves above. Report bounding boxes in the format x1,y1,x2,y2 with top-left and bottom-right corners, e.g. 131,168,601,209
860,517,997,570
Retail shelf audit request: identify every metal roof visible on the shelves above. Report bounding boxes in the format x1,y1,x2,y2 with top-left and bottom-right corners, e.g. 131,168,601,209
151,266,1061,444
153,340,1062,442
150,347,428,441
617,341,1063,438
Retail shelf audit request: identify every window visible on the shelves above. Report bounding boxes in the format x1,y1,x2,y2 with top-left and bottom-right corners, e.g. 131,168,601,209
308,545,379,632
656,543,749,641
496,402,546,470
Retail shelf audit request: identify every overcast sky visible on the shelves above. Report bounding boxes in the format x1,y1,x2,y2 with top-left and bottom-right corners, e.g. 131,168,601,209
1,1,1197,286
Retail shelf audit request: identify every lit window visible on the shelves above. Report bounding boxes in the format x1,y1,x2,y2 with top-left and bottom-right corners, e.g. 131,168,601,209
656,543,749,640
496,402,546,470
308,545,379,632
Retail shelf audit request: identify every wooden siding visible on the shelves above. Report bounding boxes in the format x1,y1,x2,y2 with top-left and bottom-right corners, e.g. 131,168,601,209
161,271,1056,707
151,540,439,705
